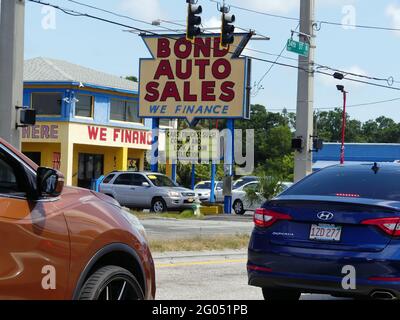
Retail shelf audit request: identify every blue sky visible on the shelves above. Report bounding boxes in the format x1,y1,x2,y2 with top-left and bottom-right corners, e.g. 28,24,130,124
24,0,400,122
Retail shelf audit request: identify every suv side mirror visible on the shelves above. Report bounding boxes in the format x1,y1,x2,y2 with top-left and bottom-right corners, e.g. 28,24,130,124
142,182,150,187
37,167,64,198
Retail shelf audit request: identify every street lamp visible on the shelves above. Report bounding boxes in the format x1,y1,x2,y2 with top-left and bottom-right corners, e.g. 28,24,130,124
336,84,347,165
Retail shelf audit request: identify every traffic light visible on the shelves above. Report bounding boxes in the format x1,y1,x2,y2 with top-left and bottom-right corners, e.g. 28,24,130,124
186,0,202,42
220,9,235,48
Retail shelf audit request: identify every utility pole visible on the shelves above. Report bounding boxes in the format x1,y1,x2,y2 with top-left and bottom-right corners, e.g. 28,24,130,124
294,0,315,182
0,0,25,148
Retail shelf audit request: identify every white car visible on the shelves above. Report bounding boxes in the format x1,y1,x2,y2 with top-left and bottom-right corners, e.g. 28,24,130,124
231,181,294,215
232,181,263,215
194,181,223,202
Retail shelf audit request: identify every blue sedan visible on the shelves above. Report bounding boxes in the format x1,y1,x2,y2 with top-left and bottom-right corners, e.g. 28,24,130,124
248,163,400,300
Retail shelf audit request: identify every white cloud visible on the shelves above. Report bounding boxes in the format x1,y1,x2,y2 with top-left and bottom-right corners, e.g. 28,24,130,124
119,0,164,21
386,3,400,36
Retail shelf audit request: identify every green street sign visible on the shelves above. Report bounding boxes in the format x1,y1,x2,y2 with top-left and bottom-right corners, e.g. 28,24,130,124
286,39,310,57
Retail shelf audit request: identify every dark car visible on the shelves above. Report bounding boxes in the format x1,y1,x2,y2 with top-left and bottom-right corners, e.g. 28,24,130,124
248,163,400,300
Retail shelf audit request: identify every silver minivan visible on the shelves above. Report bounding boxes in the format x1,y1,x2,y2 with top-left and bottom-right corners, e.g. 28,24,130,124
99,171,198,213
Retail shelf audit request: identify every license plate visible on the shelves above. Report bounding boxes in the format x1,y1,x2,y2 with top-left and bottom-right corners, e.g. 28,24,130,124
309,224,342,242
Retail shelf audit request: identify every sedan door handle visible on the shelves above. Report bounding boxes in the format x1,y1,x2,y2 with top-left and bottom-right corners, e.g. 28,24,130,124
130,187,136,190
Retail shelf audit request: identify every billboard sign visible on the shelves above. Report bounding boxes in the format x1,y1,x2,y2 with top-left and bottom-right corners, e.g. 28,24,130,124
139,34,251,124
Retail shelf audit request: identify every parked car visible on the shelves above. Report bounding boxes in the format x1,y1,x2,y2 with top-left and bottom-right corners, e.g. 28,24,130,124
232,181,263,215
0,138,155,300
248,163,400,300
233,176,259,190
214,176,260,204
194,181,223,202
100,171,198,213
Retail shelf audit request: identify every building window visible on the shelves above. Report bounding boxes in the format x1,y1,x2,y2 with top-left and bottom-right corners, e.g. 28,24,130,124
110,99,140,123
31,93,63,116
78,153,104,189
75,94,93,118
128,158,140,171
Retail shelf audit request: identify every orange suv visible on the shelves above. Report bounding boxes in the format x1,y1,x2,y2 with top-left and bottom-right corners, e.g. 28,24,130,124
0,138,155,300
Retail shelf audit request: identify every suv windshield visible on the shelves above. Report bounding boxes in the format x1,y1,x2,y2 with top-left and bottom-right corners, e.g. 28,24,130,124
146,174,177,187
282,165,400,201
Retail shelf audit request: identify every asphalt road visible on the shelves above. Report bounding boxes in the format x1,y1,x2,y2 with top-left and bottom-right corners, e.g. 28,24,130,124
154,250,341,300
141,215,253,240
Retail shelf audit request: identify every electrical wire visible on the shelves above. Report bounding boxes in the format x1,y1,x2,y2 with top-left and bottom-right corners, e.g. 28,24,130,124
206,0,400,32
65,0,399,87
252,23,300,97
268,97,400,112
28,0,400,93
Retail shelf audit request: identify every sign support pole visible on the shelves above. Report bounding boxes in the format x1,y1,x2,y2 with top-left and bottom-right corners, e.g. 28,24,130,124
210,162,216,203
172,163,177,182
151,118,160,172
294,0,315,182
191,163,196,190
224,119,234,214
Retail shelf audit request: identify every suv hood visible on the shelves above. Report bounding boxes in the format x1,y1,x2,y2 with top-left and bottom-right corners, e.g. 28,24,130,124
158,187,195,194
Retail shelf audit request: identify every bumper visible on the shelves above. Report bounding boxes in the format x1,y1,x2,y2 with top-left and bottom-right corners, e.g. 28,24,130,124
164,196,198,210
248,234,400,298
248,272,400,298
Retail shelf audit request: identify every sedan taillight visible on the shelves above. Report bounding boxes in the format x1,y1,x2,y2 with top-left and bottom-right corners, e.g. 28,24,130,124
361,217,400,237
254,208,292,228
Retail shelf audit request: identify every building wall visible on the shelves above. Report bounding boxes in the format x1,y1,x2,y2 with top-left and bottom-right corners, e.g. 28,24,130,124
314,143,400,163
21,142,60,168
22,84,152,188
23,85,149,131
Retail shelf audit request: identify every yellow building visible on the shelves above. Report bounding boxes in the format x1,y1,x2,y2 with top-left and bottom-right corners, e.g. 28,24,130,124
22,57,152,188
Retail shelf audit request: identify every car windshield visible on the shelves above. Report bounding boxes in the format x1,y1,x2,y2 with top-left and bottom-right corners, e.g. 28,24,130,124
146,174,178,187
282,165,400,201
195,182,211,189
233,179,250,189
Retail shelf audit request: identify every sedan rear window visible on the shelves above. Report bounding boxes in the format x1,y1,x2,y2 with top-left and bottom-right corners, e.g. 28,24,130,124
282,165,400,201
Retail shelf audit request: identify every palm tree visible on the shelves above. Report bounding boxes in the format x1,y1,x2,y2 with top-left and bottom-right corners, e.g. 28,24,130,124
245,173,283,206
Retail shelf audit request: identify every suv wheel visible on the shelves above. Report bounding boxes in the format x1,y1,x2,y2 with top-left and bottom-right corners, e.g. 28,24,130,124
78,266,144,300
233,200,245,215
151,198,167,213
262,288,301,301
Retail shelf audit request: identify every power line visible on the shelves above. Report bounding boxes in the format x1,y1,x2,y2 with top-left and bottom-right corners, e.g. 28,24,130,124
65,0,183,34
206,0,400,32
268,97,400,112
252,23,300,97
207,0,299,22
28,0,400,93
62,0,399,87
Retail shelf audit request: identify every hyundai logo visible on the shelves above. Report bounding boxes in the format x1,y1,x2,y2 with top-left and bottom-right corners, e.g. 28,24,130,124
317,211,334,221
